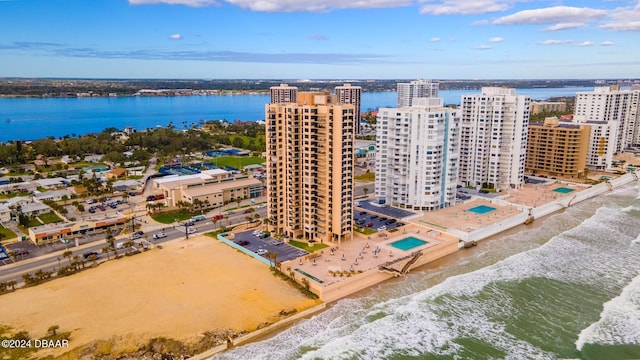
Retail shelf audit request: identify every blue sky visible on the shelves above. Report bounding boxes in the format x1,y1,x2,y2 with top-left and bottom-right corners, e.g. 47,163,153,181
1,0,639,79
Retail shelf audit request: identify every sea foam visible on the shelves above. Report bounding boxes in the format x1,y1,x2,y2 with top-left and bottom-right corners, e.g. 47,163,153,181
215,193,640,360
576,274,640,350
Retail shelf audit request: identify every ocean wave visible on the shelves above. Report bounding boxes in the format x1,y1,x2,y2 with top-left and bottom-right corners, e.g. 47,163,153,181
216,195,640,360
576,274,640,350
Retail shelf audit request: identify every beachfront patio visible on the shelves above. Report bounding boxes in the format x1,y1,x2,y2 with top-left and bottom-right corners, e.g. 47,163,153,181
281,224,457,288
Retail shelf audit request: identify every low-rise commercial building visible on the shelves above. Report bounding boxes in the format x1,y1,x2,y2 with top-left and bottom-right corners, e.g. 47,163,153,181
28,212,128,245
152,169,263,209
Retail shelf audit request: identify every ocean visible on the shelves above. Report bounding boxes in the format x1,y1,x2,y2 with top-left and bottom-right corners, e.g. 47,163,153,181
0,87,590,143
215,182,640,360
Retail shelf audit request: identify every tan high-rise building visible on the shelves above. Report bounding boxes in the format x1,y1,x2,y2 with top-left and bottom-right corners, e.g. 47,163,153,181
266,92,355,244
526,117,590,178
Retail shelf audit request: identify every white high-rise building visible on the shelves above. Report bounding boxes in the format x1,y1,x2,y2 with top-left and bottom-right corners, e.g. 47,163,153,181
574,85,640,153
375,97,460,210
397,79,439,107
335,83,362,134
459,87,530,191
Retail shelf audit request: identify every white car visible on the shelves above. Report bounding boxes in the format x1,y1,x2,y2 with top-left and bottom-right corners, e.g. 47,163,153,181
256,249,268,256
153,232,167,239
377,226,387,231
187,227,197,234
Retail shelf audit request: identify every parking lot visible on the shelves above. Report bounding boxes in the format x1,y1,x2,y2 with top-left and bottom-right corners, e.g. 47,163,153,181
232,230,308,262
355,201,415,219
354,210,404,232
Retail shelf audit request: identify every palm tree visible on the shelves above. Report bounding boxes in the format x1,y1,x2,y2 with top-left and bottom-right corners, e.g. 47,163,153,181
101,246,111,260
211,217,218,230
263,217,271,231
62,250,73,266
363,187,370,198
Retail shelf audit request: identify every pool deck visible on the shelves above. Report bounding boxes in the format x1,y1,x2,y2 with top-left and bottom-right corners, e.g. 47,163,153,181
281,223,459,302
410,180,586,234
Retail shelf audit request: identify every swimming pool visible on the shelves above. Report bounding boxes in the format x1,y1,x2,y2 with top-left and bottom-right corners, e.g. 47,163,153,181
553,187,574,194
468,205,496,214
390,237,428,251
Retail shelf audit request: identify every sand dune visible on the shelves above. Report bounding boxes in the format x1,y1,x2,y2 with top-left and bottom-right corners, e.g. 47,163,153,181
0,235,319,357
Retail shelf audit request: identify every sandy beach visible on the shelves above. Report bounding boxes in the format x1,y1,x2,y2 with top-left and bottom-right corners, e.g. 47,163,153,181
0,235,319,358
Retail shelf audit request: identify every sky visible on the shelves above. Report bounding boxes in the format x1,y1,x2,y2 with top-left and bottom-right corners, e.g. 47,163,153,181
0,0,639,79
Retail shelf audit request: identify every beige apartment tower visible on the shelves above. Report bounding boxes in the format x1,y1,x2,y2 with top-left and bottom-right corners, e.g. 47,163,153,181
266,92,355,244
526,117,590,178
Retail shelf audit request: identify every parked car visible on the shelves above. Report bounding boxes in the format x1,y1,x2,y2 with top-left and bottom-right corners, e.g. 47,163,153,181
258,233,269,239
153,232,167,239
366,222,374,227
479,189,490,194
86,199,96,204
377,226,387,231
235,240,250,246
13,248,29,256
88,207,96,213
386,219,397,224
370,215,379,219
83,251,99,259
256,249,268,256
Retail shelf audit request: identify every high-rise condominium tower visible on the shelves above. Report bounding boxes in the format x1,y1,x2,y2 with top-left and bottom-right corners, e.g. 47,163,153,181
397,79,439,107
375,97,460,210
270,83,298,103
459,87,531,191
265,92,355,244
335,83,362,134
574,85,640,153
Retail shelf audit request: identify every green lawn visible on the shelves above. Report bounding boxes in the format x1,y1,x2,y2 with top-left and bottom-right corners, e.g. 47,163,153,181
39,211,63,224
354,226,377,235
151,211,196,224
288,239,330,253
0,225,17,242
27,218,42,227
209,156,265,169
355,172,375,182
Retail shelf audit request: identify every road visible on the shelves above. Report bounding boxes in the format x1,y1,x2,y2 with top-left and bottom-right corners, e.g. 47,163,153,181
0,208,266,285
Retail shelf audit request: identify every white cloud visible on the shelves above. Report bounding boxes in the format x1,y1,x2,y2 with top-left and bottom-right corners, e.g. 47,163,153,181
493,6,607,25
488,37,504,43
420,0,512,15
475,44,493,50
131,0,411,10
537,39,572,45
169,33,183,40
574,41,595,47
129,0,219,6
429,37,441,42
600,2,640,31
543,22,587,31
600,41,615,46
471,19,490,26
225,0,412,12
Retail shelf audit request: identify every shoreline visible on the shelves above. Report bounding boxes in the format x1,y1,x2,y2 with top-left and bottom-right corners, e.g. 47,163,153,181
195,170,640,359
